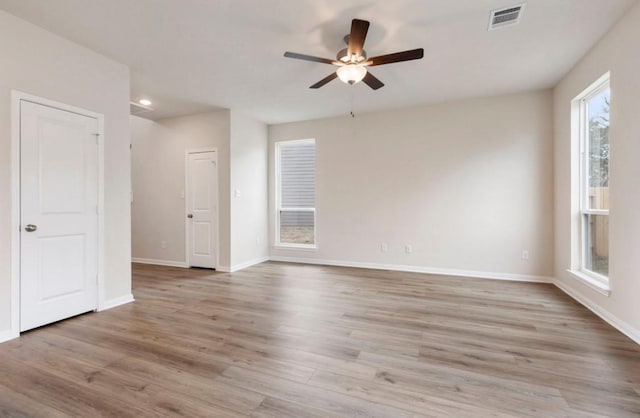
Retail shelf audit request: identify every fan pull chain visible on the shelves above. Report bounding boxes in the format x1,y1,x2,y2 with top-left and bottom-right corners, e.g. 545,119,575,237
350,88,356,118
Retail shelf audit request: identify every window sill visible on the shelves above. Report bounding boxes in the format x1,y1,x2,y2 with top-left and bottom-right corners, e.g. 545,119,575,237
273,244,317,252
566,269,611,296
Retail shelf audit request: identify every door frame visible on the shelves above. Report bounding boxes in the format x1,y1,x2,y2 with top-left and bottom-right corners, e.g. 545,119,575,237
184,148,219,269
9,90,105,340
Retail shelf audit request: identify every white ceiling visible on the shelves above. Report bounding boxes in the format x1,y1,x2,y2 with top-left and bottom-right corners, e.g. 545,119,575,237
0,0,636,124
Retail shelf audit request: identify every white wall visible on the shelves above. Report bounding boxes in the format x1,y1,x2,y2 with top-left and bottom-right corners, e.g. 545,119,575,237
230,111,269,268
553,2,640,338
0,11,131,336
269,91,554,280
130,111,231,268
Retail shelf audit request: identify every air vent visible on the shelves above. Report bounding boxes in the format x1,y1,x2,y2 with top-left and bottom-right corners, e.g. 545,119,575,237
488,3,525,30
130,101,153,116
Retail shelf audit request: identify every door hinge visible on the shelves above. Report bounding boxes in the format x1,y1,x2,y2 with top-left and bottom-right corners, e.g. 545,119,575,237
91,133,100,144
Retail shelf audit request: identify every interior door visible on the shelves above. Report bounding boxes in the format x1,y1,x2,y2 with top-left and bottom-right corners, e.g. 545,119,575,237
186,151,218,268
20,100,99,332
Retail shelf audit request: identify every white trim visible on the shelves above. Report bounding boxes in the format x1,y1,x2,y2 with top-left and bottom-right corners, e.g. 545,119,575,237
185,148,219,269
275,243,318,251
98,294,135,311
554,280,640,346
216,266,232,273
572,73,611,283
269,256,553,283
273,245,318,252
132,257,189,268
10,91,105,339
566,269,610,296
186,147,218,154
582,209,609,216
0,329,18,344
96,114,106,311
227,256,270,273
572,72,611,102
10,92,21,341
274,139,317,249
277,138,316,147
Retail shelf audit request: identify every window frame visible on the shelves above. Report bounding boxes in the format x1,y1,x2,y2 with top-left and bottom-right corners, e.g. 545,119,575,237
275,138,317,250
575,75,610,289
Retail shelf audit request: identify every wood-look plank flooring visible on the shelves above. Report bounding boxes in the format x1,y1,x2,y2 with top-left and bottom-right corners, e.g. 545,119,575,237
1,261,639,417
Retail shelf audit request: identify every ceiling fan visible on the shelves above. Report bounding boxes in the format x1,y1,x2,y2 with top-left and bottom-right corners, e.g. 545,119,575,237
284,19,424,90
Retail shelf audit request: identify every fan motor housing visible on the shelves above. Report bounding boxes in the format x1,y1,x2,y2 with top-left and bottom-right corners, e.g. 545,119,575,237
337,34,367,63
336,47,367,63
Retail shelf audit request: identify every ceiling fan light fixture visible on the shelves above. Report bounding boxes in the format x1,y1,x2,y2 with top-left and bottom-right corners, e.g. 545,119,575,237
337,64,367,85
284,18,423,90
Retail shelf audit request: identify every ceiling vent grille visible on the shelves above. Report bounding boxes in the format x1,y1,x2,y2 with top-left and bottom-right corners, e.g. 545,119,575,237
488,4,525,30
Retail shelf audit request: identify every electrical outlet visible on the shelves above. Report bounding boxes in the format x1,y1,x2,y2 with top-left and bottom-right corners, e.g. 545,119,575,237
522,250,529,260
405,244,413,254
380,243,388,253
161,240,168,249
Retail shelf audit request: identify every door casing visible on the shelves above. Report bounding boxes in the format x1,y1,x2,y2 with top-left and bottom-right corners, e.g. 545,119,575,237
9,90,105,341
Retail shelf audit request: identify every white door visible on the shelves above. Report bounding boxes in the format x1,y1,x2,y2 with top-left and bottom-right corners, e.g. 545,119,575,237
186,151,218,268
20,100,99,332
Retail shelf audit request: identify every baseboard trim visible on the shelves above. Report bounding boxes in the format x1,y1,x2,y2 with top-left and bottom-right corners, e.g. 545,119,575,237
0,329,19,344
226,256,270,273
99,294,135,311
132,257,188,268
268,256,553,283
554,280,640,345
1,294,136,343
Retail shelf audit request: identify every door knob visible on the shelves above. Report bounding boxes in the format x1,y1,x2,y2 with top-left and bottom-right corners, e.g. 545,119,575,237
187,214,193,219
25,224,38,232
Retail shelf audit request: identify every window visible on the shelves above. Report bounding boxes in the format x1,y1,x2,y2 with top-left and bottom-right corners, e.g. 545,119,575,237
576,75,610,287
276,139,316,248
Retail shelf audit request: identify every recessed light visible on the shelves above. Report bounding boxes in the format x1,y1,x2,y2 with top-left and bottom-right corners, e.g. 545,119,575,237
139,99,152,106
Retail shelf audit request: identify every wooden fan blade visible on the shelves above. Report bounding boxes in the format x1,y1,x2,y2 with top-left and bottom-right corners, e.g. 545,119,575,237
284,52,336,65
310,72,338,89
362,71,384,90
347,19,370,58
367,48,424,66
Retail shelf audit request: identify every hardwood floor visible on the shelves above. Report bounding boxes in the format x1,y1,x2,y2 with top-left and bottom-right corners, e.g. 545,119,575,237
1,261,639,417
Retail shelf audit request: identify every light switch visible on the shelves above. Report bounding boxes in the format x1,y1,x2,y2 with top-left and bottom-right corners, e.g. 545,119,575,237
234,189,241,198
